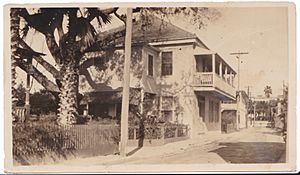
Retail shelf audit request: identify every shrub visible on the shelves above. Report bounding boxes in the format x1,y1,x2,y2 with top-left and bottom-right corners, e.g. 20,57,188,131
12,122,76,165
29,89,59,115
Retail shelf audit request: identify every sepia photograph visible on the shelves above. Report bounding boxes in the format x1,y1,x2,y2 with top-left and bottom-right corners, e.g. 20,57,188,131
3,2,296,173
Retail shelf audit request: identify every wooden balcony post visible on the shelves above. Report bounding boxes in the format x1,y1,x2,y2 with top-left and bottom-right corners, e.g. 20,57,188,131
219,60,222,77
225,66,228,83
229,71,233,86
212,54,215,84
140,89,144,114
232,74,235,87
212,54,216,73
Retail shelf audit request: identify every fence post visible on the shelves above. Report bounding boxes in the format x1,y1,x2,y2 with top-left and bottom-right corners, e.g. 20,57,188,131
175,126,178,138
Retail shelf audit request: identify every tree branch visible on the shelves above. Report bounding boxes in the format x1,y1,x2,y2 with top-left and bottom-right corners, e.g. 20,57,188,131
83,29,126,52
79,51,106,66
19,39,61,79
45,32,62,64
16,58,60,92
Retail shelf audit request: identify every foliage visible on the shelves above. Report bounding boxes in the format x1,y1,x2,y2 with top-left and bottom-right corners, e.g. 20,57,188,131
12,121,76,165
30,89,59,115
14,7,221,125
264,85,272,98
142,7,221,29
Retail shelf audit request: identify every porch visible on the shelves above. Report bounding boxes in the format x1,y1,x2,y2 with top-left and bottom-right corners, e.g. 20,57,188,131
193,50,236,101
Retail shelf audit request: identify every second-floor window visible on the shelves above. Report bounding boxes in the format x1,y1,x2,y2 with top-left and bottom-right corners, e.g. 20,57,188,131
148,54,153,76
161,51,173,76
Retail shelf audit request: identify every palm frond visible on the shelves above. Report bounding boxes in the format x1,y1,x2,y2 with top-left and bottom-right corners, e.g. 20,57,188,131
19,8,65,34
20,22,29,39
74,17,97,51
86,8,112,27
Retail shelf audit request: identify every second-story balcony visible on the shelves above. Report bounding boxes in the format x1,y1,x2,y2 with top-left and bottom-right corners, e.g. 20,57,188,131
193,51,236,100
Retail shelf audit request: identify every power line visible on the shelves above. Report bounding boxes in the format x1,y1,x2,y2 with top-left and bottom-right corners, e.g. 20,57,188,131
244,85,253,98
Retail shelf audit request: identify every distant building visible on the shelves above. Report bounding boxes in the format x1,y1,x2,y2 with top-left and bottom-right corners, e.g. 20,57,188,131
221,91,250,131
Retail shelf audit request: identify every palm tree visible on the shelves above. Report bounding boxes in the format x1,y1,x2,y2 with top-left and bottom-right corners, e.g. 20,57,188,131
10,8,21,121
264,85,272,98
264,85,272,121
15,8,118,125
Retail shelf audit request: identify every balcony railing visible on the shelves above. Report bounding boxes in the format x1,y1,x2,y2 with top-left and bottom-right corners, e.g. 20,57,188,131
193,72,236,98
193,72,214,86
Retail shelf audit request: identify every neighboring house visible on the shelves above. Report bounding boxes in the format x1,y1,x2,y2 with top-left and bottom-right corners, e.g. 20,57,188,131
221,91,250,131
79,16,236,137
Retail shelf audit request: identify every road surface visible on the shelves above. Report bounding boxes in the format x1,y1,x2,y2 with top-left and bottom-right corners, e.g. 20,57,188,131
109,127,286,164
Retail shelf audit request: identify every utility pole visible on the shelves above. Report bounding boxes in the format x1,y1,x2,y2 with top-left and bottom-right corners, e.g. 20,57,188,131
230,51,249,130
120,8,133,157
245,85,252,97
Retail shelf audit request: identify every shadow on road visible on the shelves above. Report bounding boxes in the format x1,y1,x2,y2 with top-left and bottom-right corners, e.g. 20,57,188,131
209,142,286,163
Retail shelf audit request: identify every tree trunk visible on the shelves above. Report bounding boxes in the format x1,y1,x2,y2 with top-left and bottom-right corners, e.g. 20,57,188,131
56,59,79,125
10,8,20,121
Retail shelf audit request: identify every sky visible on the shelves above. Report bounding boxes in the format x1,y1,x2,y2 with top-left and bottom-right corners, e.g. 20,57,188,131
16,7,289,98
169,7,288,97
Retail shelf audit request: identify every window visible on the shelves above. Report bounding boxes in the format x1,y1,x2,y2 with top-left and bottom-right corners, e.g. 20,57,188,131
161,51,173,76
162,111,173,122
161,96,174,110
148,54,154,76
160,96,174,122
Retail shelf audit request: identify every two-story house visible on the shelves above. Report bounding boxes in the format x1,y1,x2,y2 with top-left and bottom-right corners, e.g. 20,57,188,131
79,16,237,137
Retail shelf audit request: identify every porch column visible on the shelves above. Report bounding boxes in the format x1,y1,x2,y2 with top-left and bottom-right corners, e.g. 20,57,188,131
212,54,216,85
25,73,30,117
225,66,228,82
114,104,117,118
212,54,216,73
218,101,222,132
219,60,223,77
229,71,233,86
159,95,162,118
232,74,235,86
24,57,33,120
204,96,209,125
84,103,89,116
140,89,144,114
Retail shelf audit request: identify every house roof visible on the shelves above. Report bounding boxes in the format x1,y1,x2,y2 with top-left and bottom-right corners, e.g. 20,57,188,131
106,15,198,45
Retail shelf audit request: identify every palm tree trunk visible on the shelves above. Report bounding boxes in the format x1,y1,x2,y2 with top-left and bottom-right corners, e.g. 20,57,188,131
10,8,20,121
57,59,79,125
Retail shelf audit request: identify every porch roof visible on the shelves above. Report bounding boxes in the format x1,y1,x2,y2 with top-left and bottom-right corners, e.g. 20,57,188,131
193,47,215,55
80,88,141,106
195,89,236,101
